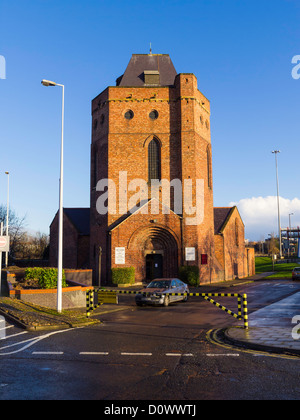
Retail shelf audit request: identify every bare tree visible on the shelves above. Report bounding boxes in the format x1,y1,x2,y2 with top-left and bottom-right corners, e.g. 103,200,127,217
0,205,27,263
23,232,49,259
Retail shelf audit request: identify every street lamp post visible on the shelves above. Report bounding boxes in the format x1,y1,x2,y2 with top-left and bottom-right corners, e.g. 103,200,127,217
5,171,9,267
289,213,294,230
272,150,282,258
289,213,294,257
41,79,65,313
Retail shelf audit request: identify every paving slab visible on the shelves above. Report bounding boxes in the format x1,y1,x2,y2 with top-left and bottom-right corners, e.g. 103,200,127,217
225,291,300,355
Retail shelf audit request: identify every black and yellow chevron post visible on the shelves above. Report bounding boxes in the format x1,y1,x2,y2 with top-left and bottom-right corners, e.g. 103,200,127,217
242,294,249,329
237,295,242,320
86,289,94,317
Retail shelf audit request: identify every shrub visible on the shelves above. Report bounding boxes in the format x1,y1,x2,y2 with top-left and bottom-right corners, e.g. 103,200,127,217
178,265,200,287
111,267,135,285
24,267,44,281
24,267,67,289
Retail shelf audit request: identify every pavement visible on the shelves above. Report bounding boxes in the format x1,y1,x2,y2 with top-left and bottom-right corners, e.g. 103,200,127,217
1,273,300,356
225,290,300,356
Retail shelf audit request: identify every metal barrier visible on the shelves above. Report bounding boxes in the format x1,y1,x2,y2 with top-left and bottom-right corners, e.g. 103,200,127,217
86,289,249,329
86,289,118,316
98,290,119,304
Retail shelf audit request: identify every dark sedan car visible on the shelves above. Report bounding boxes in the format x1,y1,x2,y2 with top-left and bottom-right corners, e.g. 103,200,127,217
135,278,190,307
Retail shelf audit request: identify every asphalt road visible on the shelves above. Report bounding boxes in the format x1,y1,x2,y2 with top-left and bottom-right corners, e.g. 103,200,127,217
1,280,300,401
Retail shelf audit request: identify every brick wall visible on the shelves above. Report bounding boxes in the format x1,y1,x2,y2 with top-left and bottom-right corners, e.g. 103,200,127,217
50,213,89,270
88,60,253,285
90,69,220,285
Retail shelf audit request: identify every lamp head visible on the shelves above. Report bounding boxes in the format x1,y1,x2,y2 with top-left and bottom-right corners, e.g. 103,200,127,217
41,79,57,87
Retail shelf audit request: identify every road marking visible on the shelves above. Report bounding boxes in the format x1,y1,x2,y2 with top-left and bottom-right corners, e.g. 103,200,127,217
165,353,194,357
78,352,193,357
32,352,64,355
0,328,82,356
206,353,240,357
121,352,152,356
0,336,38,351
0,331,28,340
0,325,14,332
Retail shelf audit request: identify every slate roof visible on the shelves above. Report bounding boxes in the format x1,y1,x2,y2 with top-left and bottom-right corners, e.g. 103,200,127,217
116,54,177,87
213,207,235,234
63,208,90,236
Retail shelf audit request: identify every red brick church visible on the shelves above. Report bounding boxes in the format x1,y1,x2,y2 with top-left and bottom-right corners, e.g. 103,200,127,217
49,52,255,285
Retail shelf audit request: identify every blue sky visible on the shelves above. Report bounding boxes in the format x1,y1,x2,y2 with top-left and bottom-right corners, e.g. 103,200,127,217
0,0,300,241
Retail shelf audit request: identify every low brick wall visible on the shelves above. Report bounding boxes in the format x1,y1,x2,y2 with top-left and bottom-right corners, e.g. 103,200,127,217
4,268,93,310
64,269,93,286
8,283,92,310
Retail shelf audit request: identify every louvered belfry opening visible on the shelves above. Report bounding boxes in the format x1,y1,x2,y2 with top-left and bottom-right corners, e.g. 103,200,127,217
148,138,161,183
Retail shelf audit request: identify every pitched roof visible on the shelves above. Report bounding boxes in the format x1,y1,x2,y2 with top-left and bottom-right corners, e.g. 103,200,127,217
108,197,181,232
63,208,90,236
213,207,235,234
116,54,177,87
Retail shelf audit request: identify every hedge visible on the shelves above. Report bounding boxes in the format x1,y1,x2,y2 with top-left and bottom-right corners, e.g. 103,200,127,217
178,265,200,287
111,267,135,285
25,267,67,289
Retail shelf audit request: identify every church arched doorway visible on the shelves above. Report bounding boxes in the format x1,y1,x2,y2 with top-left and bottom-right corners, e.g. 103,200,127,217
128,225,179,281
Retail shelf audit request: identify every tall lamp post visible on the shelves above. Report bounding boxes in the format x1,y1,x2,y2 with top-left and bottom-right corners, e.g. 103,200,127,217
41,79,65,313
289,213,294,230
5,171,9,267
289,213,294,257
272,150,282,258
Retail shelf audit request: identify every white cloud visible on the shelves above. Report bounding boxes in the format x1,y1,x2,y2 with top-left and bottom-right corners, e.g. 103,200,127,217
229,196,300,241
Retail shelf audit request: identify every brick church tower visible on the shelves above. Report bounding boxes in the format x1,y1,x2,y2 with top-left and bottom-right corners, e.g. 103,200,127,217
90,52,218,285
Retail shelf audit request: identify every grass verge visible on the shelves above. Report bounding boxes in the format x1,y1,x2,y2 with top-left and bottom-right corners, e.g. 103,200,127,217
0,297,99,330
255,256,300,279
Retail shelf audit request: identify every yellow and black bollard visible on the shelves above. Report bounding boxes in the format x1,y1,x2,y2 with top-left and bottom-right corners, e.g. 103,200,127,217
86,289,94,318
242,294,249,329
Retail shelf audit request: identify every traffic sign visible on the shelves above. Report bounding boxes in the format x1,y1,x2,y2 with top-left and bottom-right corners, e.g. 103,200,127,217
0,236,10,252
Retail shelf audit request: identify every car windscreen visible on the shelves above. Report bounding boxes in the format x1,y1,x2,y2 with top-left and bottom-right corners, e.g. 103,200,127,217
147,281,171,289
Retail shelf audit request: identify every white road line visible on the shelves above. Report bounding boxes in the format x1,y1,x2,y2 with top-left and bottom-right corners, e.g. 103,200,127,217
0,325,14,332
0,327,83,356
0,336,39,351
79,352,109,355
32,352,64,355
121,352,153,356
0,331,28,340
206,353,240,357
166,353,182,357
165,353,194,357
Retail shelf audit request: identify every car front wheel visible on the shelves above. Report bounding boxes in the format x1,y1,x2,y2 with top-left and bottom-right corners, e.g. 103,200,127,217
163,295,170,307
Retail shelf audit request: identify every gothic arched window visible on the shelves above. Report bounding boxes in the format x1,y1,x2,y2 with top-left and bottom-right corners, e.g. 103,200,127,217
148,138,161,183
